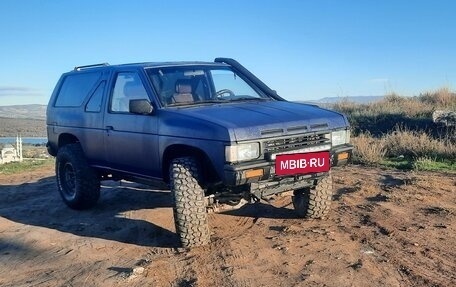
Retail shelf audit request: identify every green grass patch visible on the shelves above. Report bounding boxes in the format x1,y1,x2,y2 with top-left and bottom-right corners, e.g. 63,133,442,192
0,158,54,175
379,157,455,172
380,158,414,170
413,157,456,172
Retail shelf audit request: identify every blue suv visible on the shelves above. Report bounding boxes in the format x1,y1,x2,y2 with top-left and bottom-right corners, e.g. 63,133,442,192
46,58,353,247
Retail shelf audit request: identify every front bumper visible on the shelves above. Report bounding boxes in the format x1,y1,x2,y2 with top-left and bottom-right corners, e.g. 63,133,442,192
223,144,353,186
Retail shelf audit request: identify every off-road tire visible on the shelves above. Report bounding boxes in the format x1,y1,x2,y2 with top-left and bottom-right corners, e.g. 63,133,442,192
170,157,210,247
56,143,100,210
292,173,333,219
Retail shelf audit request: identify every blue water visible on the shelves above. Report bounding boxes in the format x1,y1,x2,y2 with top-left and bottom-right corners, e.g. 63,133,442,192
0,137,47,145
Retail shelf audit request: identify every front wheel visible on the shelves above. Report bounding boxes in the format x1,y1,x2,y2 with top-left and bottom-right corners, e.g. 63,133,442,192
170,157,210,247
292,173,333,219
56,143,100,210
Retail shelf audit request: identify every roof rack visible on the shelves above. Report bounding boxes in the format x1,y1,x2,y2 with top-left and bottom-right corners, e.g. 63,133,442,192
74,63,110,71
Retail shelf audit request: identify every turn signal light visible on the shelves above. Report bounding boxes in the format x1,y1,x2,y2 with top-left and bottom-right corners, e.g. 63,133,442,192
245,169,264,178
338,152,349,161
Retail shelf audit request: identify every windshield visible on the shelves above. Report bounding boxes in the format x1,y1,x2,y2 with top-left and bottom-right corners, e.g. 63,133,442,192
146,66,271,107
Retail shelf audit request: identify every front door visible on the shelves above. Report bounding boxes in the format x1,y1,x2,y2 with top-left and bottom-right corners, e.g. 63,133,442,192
103,70,159,178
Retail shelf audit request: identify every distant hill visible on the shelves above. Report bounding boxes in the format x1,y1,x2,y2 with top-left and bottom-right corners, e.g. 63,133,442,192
0,105,47,137
315,96,385,104
0,104,46,120
0,117,46,137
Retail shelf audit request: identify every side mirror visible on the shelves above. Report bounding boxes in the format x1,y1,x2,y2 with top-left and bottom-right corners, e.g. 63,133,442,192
129,99,154,114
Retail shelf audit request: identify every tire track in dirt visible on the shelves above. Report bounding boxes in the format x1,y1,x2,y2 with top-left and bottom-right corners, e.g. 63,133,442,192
209,213,257,240
367,205,456,287
333,168,456,287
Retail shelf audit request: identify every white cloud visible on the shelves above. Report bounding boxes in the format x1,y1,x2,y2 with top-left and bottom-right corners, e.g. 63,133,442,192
0,86,42,97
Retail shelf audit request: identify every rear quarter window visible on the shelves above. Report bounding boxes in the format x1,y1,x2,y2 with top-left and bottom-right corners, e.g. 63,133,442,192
85,81,106,112
55,72,101,107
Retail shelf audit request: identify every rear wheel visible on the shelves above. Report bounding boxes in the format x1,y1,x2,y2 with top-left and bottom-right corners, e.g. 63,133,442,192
292,173,333,219
56,143,100,210
170,157,210,247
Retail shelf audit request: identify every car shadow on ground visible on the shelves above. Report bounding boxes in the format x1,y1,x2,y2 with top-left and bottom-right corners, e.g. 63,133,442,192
0,176,180,248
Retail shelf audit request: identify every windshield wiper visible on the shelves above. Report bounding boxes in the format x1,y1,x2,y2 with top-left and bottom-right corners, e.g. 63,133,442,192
167,99,227,107
229,97,269,102
197,99,229,104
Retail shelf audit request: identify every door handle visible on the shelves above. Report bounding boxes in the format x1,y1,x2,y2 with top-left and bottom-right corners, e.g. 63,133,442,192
106,126,114,130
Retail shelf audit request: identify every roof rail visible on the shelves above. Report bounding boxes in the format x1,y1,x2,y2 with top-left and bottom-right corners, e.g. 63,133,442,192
74,63,110,71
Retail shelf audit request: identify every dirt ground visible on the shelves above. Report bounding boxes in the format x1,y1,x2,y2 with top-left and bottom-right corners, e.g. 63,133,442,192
0,164,455,287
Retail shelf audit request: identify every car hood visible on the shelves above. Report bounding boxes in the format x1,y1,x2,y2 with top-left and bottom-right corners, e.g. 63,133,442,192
171,101,348,141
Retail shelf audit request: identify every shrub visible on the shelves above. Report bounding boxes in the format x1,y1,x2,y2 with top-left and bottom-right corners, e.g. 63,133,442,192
351,132,387,164
329,88,456,171
330,88,456,137
419,87,456,108
383,127,456,160
351,128,455,170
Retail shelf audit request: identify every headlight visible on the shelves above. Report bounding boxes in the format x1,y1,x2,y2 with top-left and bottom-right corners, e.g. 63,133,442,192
225,143,260,162
331,129,350,146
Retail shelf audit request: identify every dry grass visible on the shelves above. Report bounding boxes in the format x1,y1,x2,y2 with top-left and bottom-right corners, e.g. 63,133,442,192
419,87,455,108
352,128,455,168
331,88,456,136
351,133,386,164
384,127,455,159
340,89,456,170
333,88,455,118
369,93,431,118
22,145,49,159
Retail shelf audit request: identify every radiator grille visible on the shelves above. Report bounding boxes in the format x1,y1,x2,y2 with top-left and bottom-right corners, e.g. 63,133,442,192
263,133,330,154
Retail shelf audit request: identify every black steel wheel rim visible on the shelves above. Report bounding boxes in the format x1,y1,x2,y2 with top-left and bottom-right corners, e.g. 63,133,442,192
62,162,76,200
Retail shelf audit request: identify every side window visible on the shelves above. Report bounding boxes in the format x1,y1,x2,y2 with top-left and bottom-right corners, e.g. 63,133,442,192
85,81,105,112
55,72,101,107
111,72,149,113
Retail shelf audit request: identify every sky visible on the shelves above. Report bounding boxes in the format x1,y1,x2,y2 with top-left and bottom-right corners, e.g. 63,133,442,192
1,0,456,106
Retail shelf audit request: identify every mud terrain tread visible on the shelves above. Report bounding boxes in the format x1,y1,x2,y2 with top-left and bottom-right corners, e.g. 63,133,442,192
56,143,100,210
170,157,210,247
293,173,333,219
